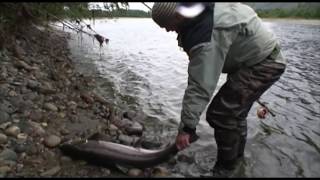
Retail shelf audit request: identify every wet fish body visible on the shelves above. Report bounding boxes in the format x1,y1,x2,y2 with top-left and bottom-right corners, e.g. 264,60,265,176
59,140,178,168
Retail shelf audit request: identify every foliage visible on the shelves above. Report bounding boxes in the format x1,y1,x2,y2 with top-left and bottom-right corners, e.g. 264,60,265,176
0,2,131,48
257,6,320,19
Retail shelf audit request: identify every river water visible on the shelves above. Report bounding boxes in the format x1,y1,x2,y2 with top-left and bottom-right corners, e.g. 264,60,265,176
62,18,320,177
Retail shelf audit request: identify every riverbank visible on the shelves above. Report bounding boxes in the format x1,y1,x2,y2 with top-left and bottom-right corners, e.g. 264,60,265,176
0,24,172,177
262,18,320,25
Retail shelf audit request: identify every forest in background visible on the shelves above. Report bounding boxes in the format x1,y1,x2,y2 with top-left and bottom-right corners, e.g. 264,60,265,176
1,2,320,49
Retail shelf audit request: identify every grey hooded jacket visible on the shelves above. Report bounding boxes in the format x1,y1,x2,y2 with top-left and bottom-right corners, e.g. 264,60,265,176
177,3,286,133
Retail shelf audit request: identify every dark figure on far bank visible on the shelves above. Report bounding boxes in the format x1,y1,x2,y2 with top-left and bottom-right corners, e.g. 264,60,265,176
151,2,286,177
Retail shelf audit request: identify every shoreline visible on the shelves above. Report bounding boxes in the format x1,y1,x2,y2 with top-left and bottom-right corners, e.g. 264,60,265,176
261,17,320,25
0,24,169,177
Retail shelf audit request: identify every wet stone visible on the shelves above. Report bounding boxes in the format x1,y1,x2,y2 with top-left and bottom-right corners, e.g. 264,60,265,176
152,166,170,177
38,82,56,95
40,166,61,177
0,133,8,144
60,156,72,163
0,85,10,99
29,110,43,121
4,126,20,137
177,154,194,164
8,90,17,97
128,168,144,177
26,79,40,90
0,166,11,177
44,103,58,112
0,149,18,161
0,112,10,125
123,110,136,120
17,133,28,141
0,100,15,115
13,143,27,154
12,119,19,123
0,122,12,130
16,163,23,173
101,168,111,176
44,135,61,148
125,121,143,136
118,134,134,145
80,92,94,104
27,121,46,136
60,128,69,135
109,124,118,131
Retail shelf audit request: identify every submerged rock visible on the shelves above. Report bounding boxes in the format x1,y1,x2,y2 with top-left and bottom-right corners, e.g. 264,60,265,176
125,121,143,136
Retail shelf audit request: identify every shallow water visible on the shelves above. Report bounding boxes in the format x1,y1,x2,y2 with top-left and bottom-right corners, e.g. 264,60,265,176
63,18,320,177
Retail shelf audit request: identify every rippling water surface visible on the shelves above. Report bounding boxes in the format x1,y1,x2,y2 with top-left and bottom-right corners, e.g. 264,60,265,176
64,18,320,177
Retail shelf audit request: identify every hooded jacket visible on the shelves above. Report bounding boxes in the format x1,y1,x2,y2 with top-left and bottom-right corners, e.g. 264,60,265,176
177,3,286,133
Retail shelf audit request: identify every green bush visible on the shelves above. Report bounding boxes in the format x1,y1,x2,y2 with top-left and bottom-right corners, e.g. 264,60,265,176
257,7,320,19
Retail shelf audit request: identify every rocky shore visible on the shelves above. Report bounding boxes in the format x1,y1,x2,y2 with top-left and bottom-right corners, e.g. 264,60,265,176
0,24,173,177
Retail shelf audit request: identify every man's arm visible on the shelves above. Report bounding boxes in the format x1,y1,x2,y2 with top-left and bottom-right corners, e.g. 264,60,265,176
178,28,238,134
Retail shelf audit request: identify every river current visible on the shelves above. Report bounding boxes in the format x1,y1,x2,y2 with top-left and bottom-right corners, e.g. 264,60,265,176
62,18,320,177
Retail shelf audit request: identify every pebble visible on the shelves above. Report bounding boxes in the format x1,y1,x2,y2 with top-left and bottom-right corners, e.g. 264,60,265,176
152,166,170,177
109,124,118,131
101,168,111,176
44,102,58,112
13,143,27,153
29,110,43,121
60,156,72,163
60,128,69,135
118,134,134,145
0,166,11,177
0,133,8,144
16,163,24,173
17,133,28,141
26,79,40,90
125,121,143,136
4,126,20,137
40,166,61,177
12,119,20,123
67,101,77,112
58,112,66,118
0,122,12,130
8,90,17,97
41,122,48,127
15,60,32,71
128,168,143,177
28,121,46,136
39,82,56,94
44,135,61,148
80,92,94,104
0,100,15,115
177,154,194,164
0,149,17,161
0,111,10,124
